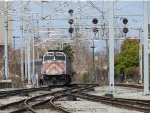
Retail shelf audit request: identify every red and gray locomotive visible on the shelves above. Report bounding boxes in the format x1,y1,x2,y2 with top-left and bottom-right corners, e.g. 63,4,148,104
41,50,72,85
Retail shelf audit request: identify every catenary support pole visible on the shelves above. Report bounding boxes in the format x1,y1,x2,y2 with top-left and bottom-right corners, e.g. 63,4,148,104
143,1,149,95
108,1,114,93
139,29,143,83
4,1,8,80
32,14,35,84
27,30,31,84
21,1,24,82
25,39,28,80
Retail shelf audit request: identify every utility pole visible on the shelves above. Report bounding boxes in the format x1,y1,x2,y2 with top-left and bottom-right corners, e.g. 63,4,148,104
139,28,143,83
24,3,28,81
4,1,8,80
143,1,149,95
92,18,98,82
32,13,35,82
108,1,114,94
91,38,95,69
21,0,24,83
27,28,31,84
25,39,28,80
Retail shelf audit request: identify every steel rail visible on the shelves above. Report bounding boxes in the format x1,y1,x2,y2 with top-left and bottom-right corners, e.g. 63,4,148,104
73,92,150,112
49,84,99,113
0,86,51,99
9,84,92,113
0,84,99,113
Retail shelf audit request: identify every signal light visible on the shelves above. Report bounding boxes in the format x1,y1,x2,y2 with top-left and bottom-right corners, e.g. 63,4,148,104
68,27,74,34
123,18,128,25
93,27,98,33
68,9,74,15
123,27,129,34
92,18,98,24
68,19,74,25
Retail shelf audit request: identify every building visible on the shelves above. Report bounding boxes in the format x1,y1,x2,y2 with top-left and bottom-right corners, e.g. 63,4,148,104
0,1,12,45
0,1,12,73
0,1,12,53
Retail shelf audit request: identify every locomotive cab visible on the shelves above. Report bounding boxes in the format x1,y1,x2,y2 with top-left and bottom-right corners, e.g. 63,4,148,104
41,50,71,85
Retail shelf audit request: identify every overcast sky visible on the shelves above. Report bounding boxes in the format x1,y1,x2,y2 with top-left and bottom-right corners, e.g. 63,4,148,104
9,1,150,51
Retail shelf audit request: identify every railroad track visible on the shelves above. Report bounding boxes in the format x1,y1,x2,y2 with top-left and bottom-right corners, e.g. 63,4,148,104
73,92,150,113
0,83,97,99
0,84,99,113
115,83,150,89
49,84,99,113
0,86,52,99
0,85,71,99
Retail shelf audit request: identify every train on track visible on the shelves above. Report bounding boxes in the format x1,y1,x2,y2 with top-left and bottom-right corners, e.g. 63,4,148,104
40,50,72,85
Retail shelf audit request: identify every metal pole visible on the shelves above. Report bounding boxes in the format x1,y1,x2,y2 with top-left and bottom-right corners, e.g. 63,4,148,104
32,14,35,82
139,29,143,83
91,37,95,81
143,1,149,95
92,38,95,69
21,1,24,82
4,1,8,80
25,39,28,80
32,36,35,85
13,37,15,48
109,1,114,93
27,31,31,84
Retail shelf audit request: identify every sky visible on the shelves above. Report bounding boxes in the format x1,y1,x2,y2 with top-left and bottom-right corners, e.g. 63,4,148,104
8,1,150,51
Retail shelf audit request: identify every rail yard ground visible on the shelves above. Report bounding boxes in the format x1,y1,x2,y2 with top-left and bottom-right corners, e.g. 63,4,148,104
0,84,149,113
54,84,149,113
88,85,150,100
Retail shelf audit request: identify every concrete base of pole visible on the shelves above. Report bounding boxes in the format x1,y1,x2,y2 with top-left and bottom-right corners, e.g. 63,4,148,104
26,84,33,88
139,80,143,84
105,93,114,98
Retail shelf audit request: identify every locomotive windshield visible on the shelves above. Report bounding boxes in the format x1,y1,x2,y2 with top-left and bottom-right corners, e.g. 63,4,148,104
44,53,65,61
55,56,65,60
44,56,54,61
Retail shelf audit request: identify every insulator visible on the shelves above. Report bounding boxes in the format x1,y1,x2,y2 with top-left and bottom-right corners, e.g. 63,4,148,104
123,18,128,25
92,18,98,24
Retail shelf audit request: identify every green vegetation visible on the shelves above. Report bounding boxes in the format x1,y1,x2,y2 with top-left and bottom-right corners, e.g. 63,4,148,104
115,39,140,81
63,43,74,61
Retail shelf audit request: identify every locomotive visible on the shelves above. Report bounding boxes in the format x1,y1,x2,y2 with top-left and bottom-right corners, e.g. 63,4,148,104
41,50,72,85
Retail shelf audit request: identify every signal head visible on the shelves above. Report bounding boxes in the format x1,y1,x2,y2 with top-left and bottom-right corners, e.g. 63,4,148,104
93,27,98,33
68,9,74,15
68,27,74,34
123,27,129,34
92,18,98,24
123,18,128,25
68,19,74,25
